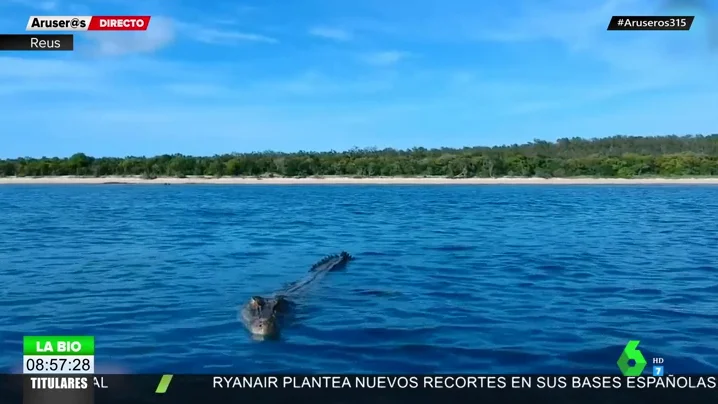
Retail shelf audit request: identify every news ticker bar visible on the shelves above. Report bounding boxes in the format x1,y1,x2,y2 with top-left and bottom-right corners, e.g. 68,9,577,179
607,15,694,30
2,375,718,404
0,34,73,51
26,16,151,31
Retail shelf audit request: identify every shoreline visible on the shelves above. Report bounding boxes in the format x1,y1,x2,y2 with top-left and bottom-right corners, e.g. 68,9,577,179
2,176,718,185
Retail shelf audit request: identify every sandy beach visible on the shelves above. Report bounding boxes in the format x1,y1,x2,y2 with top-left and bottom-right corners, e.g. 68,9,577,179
1,176,718,185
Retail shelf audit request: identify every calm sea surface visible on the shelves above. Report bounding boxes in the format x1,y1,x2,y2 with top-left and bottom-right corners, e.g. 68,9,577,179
1,185,717,374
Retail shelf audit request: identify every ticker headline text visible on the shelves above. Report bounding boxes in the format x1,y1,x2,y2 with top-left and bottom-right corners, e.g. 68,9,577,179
213,375,717,389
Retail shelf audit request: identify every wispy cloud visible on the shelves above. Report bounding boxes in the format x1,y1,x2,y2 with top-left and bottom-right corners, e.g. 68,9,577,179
1,0,716,158
83,16,176,56
196,29,277,44
661,0,718,51
469,0,625,47
463,0,717,100
235,5,260,13
7,0,57,11
0,56,108,99
178,21,278,44
0,57,97,80
164,83,229,97
309,26,352,41
359,51,410,66
247,71,395,97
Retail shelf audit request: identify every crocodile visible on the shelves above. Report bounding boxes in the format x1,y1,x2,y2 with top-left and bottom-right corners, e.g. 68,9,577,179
239,251,354,338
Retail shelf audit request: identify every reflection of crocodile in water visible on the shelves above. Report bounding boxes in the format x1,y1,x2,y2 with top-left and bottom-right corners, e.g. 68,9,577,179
239,251,354,338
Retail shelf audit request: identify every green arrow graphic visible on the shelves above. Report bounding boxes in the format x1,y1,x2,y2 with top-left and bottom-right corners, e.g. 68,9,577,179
155,375,174,394
617,340,647,376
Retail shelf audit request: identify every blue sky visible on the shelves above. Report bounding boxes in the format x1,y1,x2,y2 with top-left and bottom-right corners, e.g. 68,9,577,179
0,0,716,158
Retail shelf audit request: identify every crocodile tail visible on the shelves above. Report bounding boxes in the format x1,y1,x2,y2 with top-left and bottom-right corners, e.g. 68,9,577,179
310,251,353,272
280,252,354,296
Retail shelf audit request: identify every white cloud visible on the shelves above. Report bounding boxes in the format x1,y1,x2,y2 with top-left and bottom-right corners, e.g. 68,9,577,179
360,51,410,66
246,71,395,97
470,0,629,47
0,56,107,96
661,0,718,51
194,28,277,44
309,26,353,41
164,83,229,97
0,57,96,80
235,5,260,13
83,16,176,56
176,21,278,44
37,0,57,11
0,55,220,99
7,0,57,11
463,0,717,100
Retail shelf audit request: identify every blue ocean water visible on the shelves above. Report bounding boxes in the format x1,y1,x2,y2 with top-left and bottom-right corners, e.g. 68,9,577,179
1,184,717,374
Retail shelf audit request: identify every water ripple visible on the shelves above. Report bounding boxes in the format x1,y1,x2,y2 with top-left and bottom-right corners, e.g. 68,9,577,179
1,184,717,374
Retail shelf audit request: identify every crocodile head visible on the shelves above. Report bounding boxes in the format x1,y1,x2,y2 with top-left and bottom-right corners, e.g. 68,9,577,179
245,295,290,337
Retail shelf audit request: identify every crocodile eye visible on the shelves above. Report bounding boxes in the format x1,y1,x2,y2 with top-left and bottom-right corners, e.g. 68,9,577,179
251,296,265,307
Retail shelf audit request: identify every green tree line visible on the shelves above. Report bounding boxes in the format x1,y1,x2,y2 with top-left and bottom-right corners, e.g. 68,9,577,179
3,135,718,178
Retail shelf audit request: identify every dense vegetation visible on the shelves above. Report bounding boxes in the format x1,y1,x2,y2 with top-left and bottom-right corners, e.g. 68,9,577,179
3,135,718,178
